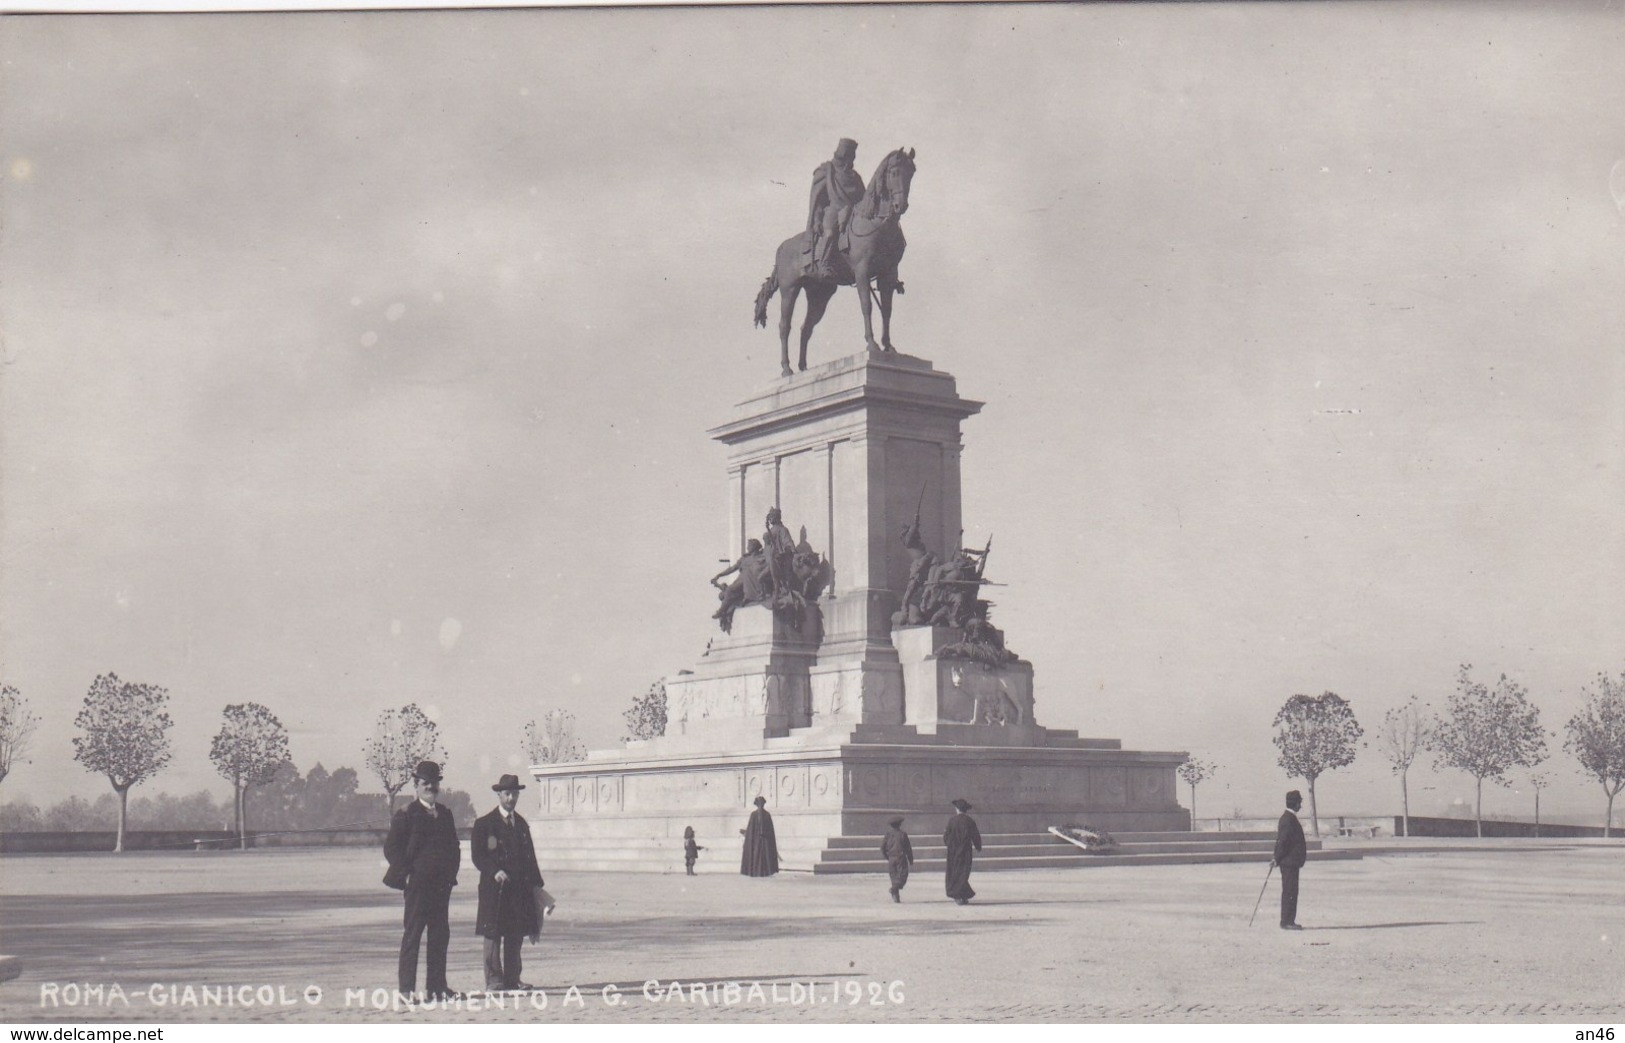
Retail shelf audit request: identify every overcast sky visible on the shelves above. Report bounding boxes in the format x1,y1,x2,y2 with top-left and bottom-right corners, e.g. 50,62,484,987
2,1,1622,827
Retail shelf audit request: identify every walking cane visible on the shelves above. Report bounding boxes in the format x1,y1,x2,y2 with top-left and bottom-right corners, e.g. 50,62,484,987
1248,863,1275,927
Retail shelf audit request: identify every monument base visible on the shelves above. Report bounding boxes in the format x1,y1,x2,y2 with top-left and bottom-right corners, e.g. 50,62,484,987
528,728,1189,873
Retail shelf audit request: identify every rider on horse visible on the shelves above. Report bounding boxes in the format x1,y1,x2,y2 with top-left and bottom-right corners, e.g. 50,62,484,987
806,138,865,281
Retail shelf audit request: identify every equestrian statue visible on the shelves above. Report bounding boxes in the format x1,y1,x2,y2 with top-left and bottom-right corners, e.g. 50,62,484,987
753,140,917,378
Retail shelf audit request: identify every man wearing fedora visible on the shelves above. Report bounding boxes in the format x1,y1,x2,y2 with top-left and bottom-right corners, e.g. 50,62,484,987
1272,789,1308,930
472,774,545,993
383,760,463,1000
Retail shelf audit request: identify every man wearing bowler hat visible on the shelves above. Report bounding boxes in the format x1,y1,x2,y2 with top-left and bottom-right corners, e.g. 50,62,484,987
1272,789,1308,930
383,760,463,1000
472,774,545,992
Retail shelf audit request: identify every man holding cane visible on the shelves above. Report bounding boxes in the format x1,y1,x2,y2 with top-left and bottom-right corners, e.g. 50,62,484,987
1271,789,1307,930
473,774,545,992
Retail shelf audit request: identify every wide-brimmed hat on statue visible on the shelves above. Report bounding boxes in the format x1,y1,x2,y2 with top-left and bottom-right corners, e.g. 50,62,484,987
753,796,767,807
492,774,527,792
413,760,443,784
950,798,972,812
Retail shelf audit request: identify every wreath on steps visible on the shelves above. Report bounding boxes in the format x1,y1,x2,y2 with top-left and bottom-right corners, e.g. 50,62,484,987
1055,824,1120,852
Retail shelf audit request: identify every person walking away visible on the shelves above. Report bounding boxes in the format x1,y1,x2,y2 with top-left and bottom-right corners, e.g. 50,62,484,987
880,816,914,902
943,798,981,905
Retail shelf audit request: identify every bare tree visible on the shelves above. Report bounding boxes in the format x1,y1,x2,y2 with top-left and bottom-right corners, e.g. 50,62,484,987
524,709,587,764
364,704,446,819
1378,696,1432,837
0,684,41,787
622,680,668,742
71,673,173,852
1564,671,1625,837
1175,757,1216,826
1272,691,1364,837
209,703,291,849
1430,665,1548,839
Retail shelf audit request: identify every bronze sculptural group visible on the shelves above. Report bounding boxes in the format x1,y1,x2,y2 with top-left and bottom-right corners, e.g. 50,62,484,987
893,511,1018,668
754,139,917,378
709,508,831,634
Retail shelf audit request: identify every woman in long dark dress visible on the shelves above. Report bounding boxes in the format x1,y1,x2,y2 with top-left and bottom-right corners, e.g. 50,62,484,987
943,798,982,904
740,796,780,877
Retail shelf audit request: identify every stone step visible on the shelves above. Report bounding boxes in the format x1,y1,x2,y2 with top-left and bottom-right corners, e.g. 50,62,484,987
819,839,1281,861
822,831,1297,848
811,849,1361,874
532,830,1331,873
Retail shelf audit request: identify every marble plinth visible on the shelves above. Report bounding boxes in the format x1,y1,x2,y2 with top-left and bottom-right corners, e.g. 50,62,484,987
528,735,1191,872
895,625,1037,733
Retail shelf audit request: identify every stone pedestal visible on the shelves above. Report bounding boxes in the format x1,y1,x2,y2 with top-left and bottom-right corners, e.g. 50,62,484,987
895,624,1037,734
529,349,1191,871
663,603,821,748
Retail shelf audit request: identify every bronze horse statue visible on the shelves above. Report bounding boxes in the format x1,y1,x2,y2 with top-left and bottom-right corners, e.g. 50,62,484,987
754,147,916,378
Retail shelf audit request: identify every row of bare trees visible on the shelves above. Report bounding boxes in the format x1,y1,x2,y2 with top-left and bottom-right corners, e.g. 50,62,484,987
1181,666,1625,839
0,674,591,852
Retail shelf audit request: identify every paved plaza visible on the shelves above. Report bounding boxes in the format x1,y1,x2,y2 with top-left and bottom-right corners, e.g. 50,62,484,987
1,839,1622,1023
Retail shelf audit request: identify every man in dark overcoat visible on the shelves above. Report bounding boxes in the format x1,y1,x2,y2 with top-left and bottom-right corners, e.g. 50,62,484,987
472,773,545,992
943,798,982,905
739,795,780,877
1272,789,1308,930
383,760,463,1000
880,816,914,902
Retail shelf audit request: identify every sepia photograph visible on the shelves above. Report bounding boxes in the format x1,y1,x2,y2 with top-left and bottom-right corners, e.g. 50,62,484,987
1,0,1623,1031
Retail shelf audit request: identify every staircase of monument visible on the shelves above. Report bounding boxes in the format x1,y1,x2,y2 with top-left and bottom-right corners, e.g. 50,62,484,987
807,830,1360,875
533,829,1358,874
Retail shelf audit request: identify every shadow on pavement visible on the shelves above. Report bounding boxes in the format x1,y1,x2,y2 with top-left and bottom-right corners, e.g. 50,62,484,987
947,899,1120,907
1307,921,1483,931
0,893,1018,985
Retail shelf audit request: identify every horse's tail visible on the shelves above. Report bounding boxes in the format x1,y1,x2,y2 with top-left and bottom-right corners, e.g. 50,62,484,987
753,271,778,329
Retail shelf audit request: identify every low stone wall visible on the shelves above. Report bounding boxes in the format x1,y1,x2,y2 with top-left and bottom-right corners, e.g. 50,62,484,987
1194,816,1389,837
0,828,472,853
0,830,234,853
1396,816,1615,839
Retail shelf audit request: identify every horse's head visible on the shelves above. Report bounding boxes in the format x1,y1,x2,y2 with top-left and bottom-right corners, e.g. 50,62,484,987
870,147,917,218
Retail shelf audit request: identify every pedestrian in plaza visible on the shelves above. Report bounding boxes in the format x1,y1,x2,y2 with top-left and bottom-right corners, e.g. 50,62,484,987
472,774,545,992
383,760,463,1000
880,815,914,902
943,798,981,905
1272,789,1307,930
740,795,780,877
683,825,705,875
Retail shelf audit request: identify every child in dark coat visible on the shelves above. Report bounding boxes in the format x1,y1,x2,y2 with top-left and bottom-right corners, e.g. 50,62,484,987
683,826,705,875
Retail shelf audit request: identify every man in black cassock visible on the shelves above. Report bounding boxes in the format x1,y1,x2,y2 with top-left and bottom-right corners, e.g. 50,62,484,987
1272,789,1307,930
740,795,780,877
943,798,982,905
880,816,913,902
